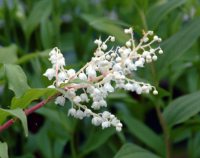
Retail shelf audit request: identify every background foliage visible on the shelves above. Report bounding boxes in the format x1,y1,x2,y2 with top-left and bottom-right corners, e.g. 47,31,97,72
0,0,200,158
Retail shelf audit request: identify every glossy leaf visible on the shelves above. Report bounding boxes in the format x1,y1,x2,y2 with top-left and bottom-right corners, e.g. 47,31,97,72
4,64,30,98
0,108,28,136
81,14,129,43
163,91,200,127
114,143,161,158
147,0,186,28
121,114,165,156
11,88,57,109
157,17,200,78
0,141,8,158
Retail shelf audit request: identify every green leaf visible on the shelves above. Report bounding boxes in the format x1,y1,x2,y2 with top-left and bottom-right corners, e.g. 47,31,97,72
81,14,129,43
80,128,115,157
0,45,18,64
163,91,200,127
114,143,161,158
40,18,54,49
157,17,200,78
0,108,28,137
147,0,186,28
4,64,30,98
0,141,8,158
23,0,52,39
11,88,57,109
121,114,165,156
16,49,50,64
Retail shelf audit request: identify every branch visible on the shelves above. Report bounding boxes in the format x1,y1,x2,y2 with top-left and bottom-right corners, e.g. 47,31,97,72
0,94,58,133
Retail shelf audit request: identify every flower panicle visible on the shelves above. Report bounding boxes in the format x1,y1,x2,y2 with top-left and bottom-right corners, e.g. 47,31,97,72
43,27,163,132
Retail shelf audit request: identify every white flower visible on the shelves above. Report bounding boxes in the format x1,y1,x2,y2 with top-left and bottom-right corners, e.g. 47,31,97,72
104,83,114,92
92,117,102,126
58,71,67,81
78,73,87,80
73,96,81,104
55,96,65,106
68,108,76,117
67,69,76,78
43,68,55,80
80,93,89,102
102,121,111,129
75,109,85,119
44,27,163,132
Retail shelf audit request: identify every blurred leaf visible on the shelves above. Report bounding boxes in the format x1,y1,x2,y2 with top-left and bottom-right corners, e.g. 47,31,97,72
188,133,200,158
37,107,74,134
23,0,52,39
121,114,165,156
157,17,200,78
81,14,129,43
0,141,8,158
16,49,50,64
40,18,54,49
163,91,200,127
0,108,28,136
114,143,161,158
11,88,57,109
147,0,186,28
0,45,18,64
80,128,115,157
4,64,30,98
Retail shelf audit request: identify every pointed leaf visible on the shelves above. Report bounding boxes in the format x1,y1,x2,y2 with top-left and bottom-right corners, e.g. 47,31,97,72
147,0,186,28
4,64,30,98
163,91,200,127
11,88,57,109
114,143,161,158
0,141,8,158
121,114,165,156
0,108,28,136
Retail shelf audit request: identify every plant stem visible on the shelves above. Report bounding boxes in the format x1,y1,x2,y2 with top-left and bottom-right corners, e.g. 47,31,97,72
150,63,171,158
0,94,58,133
155,106,171,158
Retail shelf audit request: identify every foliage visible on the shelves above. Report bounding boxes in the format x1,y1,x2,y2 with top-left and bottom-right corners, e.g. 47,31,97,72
0,0,200,158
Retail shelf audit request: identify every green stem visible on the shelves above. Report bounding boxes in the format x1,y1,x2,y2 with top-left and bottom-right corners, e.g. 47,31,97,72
150,63,171,158
70,135,77,158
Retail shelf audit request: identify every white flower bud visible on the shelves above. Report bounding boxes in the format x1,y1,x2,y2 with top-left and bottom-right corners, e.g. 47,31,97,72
110,36,115,42
159,49,163,54
152,55,157,61
43,68,55,80
153,90,158,95
76,109,85,119
102,121,111,129
126,41,131,47
67,69,76,78
153,35,159,41
58,71,67,81
116,57,121,62
73,96,81,104
55,96,65,106
80,93,89,102
104,83,114,92
78,73,87,80
68,108,76,117
102,44,107,50
92,117,102,126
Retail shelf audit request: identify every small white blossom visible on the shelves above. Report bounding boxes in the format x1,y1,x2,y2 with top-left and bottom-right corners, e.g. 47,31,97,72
44,27,163,132
55,96,65,106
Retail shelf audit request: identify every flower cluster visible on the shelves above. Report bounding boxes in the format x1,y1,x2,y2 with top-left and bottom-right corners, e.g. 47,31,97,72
43,27,163,132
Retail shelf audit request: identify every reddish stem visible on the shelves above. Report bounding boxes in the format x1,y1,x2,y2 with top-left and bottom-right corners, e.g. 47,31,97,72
0,95,57,133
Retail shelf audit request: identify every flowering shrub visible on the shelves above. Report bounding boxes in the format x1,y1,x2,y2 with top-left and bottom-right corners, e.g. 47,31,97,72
43,28,163,131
